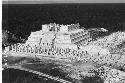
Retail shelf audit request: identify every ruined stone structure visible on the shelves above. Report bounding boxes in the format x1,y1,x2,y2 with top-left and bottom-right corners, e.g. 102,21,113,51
5,23,93,61
27,23,92,47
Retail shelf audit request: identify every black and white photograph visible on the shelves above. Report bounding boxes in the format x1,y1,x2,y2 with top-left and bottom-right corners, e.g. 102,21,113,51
2,0,125,83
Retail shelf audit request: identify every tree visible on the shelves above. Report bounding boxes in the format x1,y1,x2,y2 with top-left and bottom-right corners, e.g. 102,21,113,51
2,30,9,46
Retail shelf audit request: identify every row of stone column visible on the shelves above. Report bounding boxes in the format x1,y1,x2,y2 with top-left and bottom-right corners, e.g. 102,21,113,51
8,43,125,67
9,44,89,61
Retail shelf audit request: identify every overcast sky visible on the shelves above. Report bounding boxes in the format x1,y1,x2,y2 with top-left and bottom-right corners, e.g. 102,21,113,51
2,0,125,4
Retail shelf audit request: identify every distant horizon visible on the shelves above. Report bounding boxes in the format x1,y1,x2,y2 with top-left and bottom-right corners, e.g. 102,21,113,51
2,0,125,4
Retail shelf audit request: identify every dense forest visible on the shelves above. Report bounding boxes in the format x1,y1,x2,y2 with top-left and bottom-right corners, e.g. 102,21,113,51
2,4,125,36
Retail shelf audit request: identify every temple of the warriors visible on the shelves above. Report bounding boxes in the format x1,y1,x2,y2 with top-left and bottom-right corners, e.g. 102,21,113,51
26,23,92,48
4,23,94,61
5,23,124,66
